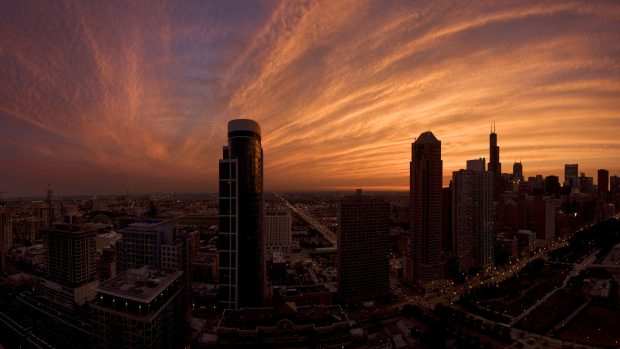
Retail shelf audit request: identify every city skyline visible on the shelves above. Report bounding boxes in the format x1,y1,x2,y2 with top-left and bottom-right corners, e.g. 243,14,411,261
2,0,620,196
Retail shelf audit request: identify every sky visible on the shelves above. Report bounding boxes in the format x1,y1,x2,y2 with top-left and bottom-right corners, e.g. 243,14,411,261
1,0,620,196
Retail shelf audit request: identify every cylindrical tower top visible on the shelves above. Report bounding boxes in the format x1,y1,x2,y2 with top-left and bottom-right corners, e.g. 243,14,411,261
228,119,261,137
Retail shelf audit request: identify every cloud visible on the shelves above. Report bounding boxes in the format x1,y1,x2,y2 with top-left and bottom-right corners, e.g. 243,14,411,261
0,0,619,195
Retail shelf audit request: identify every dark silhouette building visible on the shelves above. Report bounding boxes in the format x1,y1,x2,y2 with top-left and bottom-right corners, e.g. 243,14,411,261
598,169,609,193
545,175,560,197
488,123,501,176
452,160,494,272
337,189,390,304
218,119,264,310
513,161,523,182
409,131,444,286
565,164,578,191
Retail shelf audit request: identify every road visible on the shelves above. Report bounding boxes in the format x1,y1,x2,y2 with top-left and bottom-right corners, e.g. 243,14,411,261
276,194,337,247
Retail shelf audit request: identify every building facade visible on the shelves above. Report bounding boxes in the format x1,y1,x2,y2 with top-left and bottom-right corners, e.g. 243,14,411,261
452,163,494,272
409,131,444,285
338,190,390,304
218,119,264,310
90,266,186,349
264,209,292,257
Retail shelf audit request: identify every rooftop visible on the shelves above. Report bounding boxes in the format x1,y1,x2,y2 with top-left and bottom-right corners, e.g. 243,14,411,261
415,131,438,144
219,304,349,330
95,266,183,303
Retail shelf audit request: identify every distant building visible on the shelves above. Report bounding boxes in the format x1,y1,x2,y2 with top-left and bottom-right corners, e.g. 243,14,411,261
338,189,390,304
545,175,560,197
0,204,12,272
90,266,186,349
526,196,556,247
565,164,579,191
598,169,609,193
409,131,444,285
213,304,360,348
218,119,264,310
513,161,523,182
466,157,486,172
611,175,620,195
116,219,183,271
578,173,594,194
264,209,292,257
488,124,501,176
452,162,494,272
517,230,537,256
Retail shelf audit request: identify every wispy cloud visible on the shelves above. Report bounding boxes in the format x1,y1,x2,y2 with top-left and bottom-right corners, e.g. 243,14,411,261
0,0,619,195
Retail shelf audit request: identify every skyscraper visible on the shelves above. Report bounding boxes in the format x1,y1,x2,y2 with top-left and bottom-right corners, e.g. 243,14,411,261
218,119,264,310
452,161,494,272
513,161,523,182
410,131,444,285
0,204,12,272
488,123,501,176
565,164,578,190
39,223,98,307
264,209,292,257
598,169,609,193
338,189,390,304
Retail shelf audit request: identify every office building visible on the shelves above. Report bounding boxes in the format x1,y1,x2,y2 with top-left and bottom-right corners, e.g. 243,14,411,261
609,176,620,195
264,209,292,257
545,175,560,197
452,161,494,272
38,223,98,306
526,196,556,247
409,131,444,285
116,219,183,271
598,169,609,193
565,164,579,191
212,304,359,348
513,161,523,182
0,204,12,272
338,189,390,304
488,123,501,176
90,266,186,349
218,119,264,310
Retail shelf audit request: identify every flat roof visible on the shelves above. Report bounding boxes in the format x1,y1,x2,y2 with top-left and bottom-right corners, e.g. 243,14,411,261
95,266,183,303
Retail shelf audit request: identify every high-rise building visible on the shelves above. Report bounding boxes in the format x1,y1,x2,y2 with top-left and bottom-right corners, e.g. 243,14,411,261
467,158,486,172
116,219,186,272
598,169,609,193
90,266,186,349
0,204,12,272
526,197,556,247
409,131,444,285
565,164,578,191
611,175,620,195
452,162,494,272
513,161,523,182
218,119,264,310
488,123,501,176
39,223,98,307
545,175,560,196
43,223,97,286
578,173,594,194
264,209,292,257
338,189,390,304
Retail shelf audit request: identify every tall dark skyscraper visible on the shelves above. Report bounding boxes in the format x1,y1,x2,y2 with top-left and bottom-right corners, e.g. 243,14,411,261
598,169,609,193
565,164,579,190
410,131,444,285
452,160,494,272
513,161,523,182
488,123,501,176
337,189,390,304
218,119,264,310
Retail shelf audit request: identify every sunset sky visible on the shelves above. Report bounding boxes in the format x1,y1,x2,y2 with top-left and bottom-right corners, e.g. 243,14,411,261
1,0,619,196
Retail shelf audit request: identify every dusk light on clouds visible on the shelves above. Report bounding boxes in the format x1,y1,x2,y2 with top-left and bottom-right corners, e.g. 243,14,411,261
1,0,619,196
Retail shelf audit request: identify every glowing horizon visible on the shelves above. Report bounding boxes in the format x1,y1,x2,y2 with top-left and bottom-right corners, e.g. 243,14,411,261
1,0,619,196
